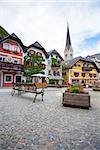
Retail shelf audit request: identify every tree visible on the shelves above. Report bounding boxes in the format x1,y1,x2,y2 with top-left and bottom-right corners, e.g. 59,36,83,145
62,64,71,84
24,53,45,81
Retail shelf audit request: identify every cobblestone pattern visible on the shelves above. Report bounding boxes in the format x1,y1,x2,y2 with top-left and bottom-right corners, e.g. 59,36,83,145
0,88,100,150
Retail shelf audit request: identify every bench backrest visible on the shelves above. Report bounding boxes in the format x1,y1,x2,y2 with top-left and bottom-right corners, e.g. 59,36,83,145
14,82,47,90
35,82,47,89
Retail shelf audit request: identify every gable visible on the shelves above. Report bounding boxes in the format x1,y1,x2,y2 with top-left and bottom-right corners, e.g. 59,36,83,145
0,39,23,54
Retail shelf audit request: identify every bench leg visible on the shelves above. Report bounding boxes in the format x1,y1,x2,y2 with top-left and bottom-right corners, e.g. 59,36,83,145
11,89,15,96
42,92,44,101
18,90,21,96
33,93,37,103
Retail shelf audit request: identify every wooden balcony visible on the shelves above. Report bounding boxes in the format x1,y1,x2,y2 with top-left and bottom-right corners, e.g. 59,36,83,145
82,67,93,71
0,62,24,72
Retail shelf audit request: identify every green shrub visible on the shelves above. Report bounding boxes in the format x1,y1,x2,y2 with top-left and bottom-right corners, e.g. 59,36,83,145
66,85,84,93
69,86,80,93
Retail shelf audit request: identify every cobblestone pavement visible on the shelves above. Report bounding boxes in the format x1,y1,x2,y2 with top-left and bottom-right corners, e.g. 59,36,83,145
0,88,100,150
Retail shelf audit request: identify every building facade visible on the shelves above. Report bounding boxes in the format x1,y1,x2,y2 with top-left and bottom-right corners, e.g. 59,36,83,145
64,23,73,61
48,49,64,84
0,33,24,87
86,53,100,81
65,57,99,86
24,41,49,82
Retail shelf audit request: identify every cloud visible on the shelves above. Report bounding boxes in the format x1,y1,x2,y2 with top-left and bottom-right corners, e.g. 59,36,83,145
0,0,100,58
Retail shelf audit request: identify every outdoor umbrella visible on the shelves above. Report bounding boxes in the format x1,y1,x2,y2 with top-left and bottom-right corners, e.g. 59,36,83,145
31,73,49,78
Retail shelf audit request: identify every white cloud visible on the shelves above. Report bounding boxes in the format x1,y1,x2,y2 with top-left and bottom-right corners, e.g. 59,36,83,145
0,0,100,58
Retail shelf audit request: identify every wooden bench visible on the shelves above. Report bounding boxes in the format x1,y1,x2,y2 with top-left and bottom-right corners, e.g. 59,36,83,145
11,82,47,102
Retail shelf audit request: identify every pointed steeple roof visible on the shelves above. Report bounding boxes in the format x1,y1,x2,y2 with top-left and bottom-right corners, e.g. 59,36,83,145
66,22,72,50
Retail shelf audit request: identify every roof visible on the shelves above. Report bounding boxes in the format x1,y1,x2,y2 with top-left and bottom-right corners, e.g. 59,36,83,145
65,56,99,71
48,49,64,61
11,33,19,39
87,53,100,60
28,41,45,50
0,33,26,52
66,23,72,50
28,41,49,58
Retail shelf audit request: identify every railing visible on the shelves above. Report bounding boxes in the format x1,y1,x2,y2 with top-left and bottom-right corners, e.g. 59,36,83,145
0,62,24,72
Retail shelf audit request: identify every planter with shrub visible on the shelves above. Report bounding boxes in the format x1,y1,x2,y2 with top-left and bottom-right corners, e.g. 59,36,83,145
62,85,90,109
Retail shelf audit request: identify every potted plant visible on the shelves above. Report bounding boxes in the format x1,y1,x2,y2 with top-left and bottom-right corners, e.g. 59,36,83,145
62,85,90,109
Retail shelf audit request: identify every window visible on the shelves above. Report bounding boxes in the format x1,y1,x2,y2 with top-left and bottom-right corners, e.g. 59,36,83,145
82,73,85,77
89,73,92,78
81,80,84,84
74,72,79,77
13,59,19,64
3,43,20,53
48,70,51,75
0,56,6,62
94,74,96,78
53,71,56,76
13,46,20,53
83,63,89,67
0,57,2,62
37,52,42,56
70,54,72,56
31,50,35,54
16,76,21,82
56,55,58,59
78,64,81,67
3,43,10,50
57,71,60,76
3,58,5,62
5,75,12,83
14,60,18,64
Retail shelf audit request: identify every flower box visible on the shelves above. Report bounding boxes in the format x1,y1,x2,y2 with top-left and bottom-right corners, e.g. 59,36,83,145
62,92,90,109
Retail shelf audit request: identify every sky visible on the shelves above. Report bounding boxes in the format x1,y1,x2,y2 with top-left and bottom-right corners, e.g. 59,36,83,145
0,0,100,58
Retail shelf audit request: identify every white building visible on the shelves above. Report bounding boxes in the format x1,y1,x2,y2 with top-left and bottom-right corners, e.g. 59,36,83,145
24,43,64,84
47,49,64,84
24,41,49,82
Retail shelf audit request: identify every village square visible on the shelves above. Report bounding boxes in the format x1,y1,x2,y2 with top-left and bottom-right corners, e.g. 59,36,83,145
0,0,100,149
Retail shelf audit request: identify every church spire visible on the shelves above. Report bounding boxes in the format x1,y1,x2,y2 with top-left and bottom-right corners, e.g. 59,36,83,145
66,22,71,50
64,22,73,61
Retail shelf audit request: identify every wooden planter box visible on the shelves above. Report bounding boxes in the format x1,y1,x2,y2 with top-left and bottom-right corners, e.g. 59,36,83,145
62,92,90,109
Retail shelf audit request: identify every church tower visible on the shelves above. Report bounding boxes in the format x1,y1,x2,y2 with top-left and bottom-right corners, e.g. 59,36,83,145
64,23,73,61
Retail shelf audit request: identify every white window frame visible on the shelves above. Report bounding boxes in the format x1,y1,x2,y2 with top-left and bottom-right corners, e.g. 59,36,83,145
4,74,13,83
13,58,19,64
3,43,20,53
13,46,20,53
3,43,10,50
14,75,22,83
0,56,6,62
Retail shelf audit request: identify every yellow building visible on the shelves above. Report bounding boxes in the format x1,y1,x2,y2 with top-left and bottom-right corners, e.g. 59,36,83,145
66,56,99,86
